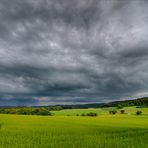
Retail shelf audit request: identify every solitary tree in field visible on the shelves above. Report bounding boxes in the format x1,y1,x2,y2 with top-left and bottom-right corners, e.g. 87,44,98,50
120,110,125,114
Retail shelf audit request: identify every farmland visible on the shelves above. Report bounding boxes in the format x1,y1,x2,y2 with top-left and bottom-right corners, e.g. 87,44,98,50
51,106,148,116
0,107,148,148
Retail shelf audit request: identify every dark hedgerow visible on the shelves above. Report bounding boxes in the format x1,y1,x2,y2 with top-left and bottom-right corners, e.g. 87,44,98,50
0,107,53,116
86,112,97,117
109,110,117,115
81,112,97,117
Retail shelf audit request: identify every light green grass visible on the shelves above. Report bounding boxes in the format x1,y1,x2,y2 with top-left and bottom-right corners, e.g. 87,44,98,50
0,107,148,148
52,106,148,116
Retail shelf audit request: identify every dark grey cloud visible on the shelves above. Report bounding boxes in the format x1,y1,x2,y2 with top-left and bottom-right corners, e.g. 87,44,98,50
0,0,148,105
0,96,39,106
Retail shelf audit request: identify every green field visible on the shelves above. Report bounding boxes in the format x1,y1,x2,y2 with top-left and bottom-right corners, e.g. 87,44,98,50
0,107,148,148
52,106,148,116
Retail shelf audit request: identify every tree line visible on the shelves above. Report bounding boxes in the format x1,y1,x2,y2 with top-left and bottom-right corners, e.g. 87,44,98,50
102,97,148,108
0,107,53,116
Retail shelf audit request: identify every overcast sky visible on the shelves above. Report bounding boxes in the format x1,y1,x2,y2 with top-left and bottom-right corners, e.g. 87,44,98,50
0,0,148,106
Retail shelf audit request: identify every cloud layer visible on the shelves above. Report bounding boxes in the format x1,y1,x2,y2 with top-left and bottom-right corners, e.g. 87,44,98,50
0,0,148,105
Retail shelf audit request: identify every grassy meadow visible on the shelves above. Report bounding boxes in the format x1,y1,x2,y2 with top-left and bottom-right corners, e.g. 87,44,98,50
0,107,148,148
52,106,148,116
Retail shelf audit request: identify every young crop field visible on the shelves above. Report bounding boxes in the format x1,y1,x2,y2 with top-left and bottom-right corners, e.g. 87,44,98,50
0,107,148,148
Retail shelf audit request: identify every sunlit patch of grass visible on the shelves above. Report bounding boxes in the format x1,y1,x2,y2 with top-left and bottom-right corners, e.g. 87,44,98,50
52,106,148,116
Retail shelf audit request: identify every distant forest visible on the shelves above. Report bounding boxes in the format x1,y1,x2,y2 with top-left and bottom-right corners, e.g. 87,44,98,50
102,97,148,108
47,97,148,109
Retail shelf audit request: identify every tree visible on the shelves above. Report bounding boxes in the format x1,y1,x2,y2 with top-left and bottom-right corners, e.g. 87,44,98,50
120,110,125,114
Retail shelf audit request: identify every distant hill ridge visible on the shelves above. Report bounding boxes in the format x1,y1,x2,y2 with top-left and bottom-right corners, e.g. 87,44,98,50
46,97,148,109
102,97,148,107
0,97,148,109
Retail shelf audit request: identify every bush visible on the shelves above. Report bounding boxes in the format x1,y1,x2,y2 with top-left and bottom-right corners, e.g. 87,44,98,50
81,113,85,116
109,110,117,115
86,112,97,117
76,114,79,116
120,110,125,114
136,110,142,115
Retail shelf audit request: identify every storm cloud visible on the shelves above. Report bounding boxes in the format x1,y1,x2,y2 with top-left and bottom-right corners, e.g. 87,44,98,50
0,0,148,105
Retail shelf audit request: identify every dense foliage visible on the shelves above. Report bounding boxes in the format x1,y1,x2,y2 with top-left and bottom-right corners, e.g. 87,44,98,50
103,97,148,108
0,107,53,116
